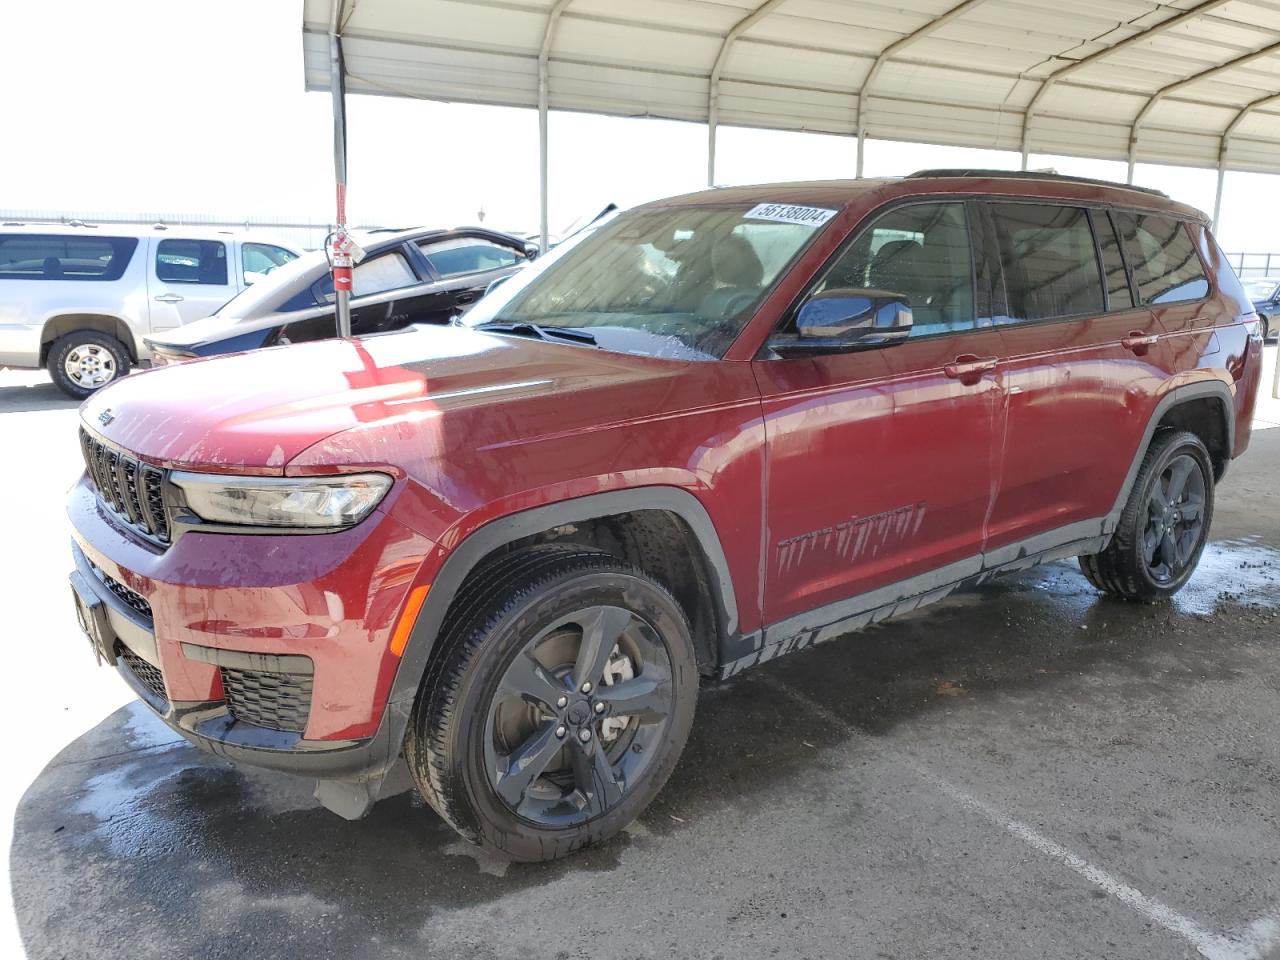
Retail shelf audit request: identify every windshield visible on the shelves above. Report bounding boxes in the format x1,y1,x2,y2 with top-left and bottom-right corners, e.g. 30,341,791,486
463,202,835,358
1243,279,1278,300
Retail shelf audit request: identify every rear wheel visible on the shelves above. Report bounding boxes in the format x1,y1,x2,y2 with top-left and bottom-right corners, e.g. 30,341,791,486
47,331,130,398
1079,430,1213,600
406,546,698,861
1260,315,1271,341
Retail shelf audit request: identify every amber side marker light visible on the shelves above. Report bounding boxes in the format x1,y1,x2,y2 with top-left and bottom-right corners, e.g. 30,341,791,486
390,585,430,657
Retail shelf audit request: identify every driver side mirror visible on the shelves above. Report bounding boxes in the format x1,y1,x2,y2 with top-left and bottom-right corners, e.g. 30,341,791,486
524,243,540,261
773,288,913,356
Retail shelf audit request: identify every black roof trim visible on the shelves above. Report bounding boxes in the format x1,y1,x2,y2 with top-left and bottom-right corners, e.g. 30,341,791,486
907,169,1168,199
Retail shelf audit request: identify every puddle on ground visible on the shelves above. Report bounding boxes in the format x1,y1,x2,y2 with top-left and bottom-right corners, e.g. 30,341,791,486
1174,538,1280,615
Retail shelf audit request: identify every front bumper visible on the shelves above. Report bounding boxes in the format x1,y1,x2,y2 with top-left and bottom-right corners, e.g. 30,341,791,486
68,474,440,781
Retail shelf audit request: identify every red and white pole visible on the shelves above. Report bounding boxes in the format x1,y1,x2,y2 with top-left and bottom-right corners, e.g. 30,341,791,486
329,3,353,338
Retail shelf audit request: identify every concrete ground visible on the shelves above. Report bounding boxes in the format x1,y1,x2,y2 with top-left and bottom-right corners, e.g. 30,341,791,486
3,350,1280,960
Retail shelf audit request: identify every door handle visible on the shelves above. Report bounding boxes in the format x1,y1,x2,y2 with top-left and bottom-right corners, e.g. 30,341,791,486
943,354,998,385
154,293,184,303
1121,331,1158,355
454,292,478,305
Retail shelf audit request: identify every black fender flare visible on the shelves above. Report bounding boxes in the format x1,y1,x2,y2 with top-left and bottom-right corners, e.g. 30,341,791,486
1105,379,1235,532
385,486,741,714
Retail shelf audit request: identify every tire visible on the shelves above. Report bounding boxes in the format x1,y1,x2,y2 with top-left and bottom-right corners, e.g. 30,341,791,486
406,545,698,861
47,331,131,399
1259,315,1271,342
1078,429,1214,601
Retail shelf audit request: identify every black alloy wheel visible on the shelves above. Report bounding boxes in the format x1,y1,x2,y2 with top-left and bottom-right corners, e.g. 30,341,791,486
484,604,674,826
406,546,698,861
1141,453,1207,585
1078,429,1214,601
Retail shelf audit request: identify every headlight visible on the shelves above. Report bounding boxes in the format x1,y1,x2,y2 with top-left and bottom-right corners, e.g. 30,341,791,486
169,472,392,529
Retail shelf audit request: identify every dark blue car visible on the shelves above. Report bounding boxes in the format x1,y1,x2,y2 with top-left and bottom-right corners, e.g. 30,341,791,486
1244,277,1280,341
145,226,536,365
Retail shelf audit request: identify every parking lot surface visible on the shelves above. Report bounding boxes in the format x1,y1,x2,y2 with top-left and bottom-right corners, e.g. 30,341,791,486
4,355,1280,960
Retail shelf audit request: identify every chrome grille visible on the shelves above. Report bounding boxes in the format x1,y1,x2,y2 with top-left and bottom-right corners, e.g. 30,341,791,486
80,429,170,545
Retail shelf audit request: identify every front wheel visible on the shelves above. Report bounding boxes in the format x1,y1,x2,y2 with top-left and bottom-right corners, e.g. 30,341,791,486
406,546,698,861
1079,429,1214,600
47,331,131,398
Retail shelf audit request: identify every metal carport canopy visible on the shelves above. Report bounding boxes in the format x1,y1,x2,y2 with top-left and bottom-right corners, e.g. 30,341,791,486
303,0,1280,239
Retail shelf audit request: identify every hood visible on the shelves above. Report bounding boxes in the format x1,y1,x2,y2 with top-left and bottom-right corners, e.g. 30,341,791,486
81,327,670,473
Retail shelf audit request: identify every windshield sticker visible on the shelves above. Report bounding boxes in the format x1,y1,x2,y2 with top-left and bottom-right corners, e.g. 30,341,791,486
744,203,837,227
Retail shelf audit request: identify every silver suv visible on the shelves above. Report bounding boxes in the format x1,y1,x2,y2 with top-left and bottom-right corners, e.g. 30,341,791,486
0,223,302,397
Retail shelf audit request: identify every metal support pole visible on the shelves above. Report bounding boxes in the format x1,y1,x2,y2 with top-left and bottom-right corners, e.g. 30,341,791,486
1212,162,1226,234
855,86,868,178
707,85,718,186
538,65,550,252
328,6,352,339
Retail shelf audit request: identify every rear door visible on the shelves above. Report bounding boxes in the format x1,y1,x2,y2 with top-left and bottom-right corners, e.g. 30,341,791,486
413,235,530,320
1113,212,1216,376
982,202,1165,557
147,236,238,330
754,199,1006,626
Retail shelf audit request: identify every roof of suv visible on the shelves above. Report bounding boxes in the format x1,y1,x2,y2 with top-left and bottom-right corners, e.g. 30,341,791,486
0,222,300,243
653,171,1208,224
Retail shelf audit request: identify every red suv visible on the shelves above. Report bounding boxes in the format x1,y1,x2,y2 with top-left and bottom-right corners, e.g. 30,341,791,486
68,171,1263,861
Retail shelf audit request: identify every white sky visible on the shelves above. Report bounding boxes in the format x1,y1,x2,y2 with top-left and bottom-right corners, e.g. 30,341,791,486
3,0,1279,251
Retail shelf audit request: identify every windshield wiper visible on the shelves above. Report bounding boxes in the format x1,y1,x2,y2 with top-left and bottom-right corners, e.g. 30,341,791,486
473,321,597,345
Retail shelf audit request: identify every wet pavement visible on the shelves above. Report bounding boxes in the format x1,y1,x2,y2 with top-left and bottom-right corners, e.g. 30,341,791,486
4,360,1280,959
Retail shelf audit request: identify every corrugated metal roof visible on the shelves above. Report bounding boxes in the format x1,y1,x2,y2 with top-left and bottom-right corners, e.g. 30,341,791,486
301,0,1280,175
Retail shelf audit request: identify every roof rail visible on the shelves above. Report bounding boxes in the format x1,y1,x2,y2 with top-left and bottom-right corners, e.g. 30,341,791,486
906,168,1168,198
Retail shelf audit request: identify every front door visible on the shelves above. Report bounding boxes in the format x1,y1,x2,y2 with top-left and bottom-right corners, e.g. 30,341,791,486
754,199,1005,628
147,236,238,330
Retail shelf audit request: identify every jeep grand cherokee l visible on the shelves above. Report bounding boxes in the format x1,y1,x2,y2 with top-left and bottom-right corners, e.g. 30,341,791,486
67,171,1262,861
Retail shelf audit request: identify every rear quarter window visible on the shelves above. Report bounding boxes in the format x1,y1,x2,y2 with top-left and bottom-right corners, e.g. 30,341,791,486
0,234,138,281
1114,212,1209,305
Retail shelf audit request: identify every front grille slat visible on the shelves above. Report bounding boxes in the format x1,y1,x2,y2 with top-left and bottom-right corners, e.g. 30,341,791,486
142,468,169,541
79,429,170,546
118,644,168,706
220,667,313,734
122,459,147,530
91,564,153,620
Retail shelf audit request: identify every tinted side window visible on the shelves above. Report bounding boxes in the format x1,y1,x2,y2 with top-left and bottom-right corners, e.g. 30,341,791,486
1114,213,1209,305
990,204,1104,322
418,238,524,278
0,234,138,281
1094,212,1134,310
311,251,418,304
814,202,973,337
156,239,228,285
